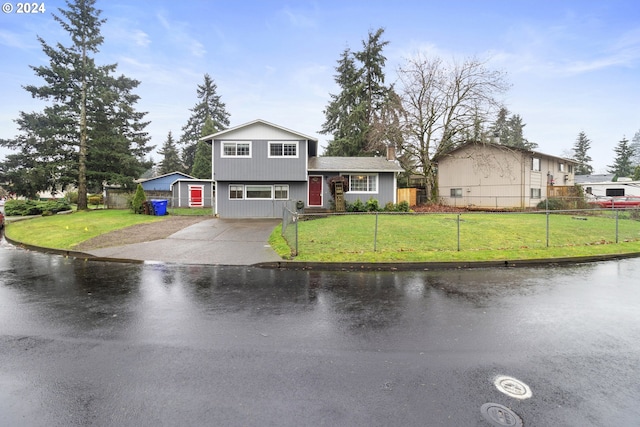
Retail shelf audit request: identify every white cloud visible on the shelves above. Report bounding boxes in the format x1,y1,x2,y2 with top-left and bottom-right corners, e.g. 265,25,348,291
0,29,36,49
280,6,317,29
156,11,206,58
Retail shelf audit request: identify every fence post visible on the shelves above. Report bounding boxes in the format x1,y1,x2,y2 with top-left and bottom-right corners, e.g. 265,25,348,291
374,212,379,252
546,210,550,247
294,213,299,256
616,209,619,244
457,213,461,251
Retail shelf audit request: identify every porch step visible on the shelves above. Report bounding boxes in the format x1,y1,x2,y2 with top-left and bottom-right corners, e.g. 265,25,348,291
303,207,332,215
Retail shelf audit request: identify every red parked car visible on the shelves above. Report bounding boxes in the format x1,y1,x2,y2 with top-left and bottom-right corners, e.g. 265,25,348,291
0,211,4,229
590,197,640,208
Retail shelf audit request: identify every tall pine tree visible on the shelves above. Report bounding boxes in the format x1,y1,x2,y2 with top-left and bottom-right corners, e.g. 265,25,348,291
180,74,230,171
0,0,152,208
572,131,594,175
190,116,216,179
158,131,183,175
320,28,393,157
607,136,635,178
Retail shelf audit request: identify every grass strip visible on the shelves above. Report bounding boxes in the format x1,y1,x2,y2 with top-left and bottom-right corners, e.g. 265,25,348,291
5,210,163,250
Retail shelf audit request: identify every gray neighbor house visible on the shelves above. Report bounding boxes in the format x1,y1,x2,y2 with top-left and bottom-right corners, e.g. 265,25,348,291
200,119,403,218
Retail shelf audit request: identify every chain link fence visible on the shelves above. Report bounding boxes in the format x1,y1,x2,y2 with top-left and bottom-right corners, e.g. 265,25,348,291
281,204,640,257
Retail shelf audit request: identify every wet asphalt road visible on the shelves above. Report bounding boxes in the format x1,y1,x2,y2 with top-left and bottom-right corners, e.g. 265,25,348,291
1,240,640,426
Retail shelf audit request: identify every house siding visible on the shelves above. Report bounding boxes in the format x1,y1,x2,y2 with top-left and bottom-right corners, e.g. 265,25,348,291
216,181,306,218
213,140,308,182
438,144,576,209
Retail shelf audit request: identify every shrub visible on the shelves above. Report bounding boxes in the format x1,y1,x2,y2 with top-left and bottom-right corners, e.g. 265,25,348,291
347,198,366,212
537,198,568,210
88,194,104,206
65,191,78,205
396,201,410,212
3,199,72,216
365,198,380,212
131,184,147,214
381,201,410,212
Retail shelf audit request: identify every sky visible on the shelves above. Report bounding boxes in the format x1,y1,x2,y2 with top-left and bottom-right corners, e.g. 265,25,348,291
1,0,639,174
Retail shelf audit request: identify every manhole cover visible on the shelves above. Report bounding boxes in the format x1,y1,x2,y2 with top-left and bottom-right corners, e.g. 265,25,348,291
480,403,523,427
494,375,532,399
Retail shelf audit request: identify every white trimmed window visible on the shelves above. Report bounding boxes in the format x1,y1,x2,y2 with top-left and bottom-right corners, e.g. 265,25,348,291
274,185,289,200
345,174,378,193
229,185,244,199
246,185,273,199
532,157,541,171
268,141,298,158
531,188,541,199
222,141,251,157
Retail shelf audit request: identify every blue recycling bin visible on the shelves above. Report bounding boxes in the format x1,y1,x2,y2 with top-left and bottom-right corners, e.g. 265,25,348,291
150,199,168,216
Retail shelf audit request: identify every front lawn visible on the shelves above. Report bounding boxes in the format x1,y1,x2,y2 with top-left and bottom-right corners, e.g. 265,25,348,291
271,211,640,262
4,210,163,250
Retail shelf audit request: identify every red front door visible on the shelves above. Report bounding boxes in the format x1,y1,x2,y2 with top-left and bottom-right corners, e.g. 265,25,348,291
308,176,322,206
189,185,204,207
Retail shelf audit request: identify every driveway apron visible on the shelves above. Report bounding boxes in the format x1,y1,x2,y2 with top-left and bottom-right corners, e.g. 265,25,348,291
84,218,282,265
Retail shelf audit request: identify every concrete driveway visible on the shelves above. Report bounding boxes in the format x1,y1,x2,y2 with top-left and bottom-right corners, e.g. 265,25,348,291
84,218,283,266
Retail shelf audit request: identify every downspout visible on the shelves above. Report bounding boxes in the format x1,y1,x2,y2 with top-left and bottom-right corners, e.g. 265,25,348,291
211,139,217,217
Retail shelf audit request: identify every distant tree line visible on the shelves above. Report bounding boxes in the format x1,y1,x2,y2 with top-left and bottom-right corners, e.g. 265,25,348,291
0,0,231,205
2,3,638,207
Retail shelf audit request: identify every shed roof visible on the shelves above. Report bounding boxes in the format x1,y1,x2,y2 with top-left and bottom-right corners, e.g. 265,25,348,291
308,156,404,173
136,171,195,183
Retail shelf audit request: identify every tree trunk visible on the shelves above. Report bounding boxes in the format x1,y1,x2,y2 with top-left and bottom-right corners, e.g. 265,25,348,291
77,43,88,210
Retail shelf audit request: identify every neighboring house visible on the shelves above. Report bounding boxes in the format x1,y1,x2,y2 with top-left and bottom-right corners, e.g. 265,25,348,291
437,142,578,209
137,171,195,192
575,174,640,198
137,171,213,207
200,119,403,218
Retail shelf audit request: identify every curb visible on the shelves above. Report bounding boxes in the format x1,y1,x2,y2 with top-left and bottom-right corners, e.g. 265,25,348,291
255,251,640,271
5,229,640,271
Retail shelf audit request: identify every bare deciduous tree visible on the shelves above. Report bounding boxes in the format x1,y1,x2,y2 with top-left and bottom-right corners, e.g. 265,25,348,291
395,54,509,200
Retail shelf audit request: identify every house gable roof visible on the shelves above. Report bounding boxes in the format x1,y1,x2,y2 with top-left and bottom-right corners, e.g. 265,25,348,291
308,156,404,173
437,141,578,164
200,119,318,143
137,171,195,183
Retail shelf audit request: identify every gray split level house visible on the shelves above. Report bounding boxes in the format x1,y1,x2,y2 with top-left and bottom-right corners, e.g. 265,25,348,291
200,119,404,218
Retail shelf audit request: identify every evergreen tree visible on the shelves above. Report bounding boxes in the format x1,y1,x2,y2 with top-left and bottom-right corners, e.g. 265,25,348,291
490,107,509,143
0,0,152,208
191,141,212,179
630,130,640,166
490,109,537,149
607,136,635,177
572,131,594,175
320,28,392,156
158,131,183,175
180,74,230,171
190,116,216,178
321,48,366,156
